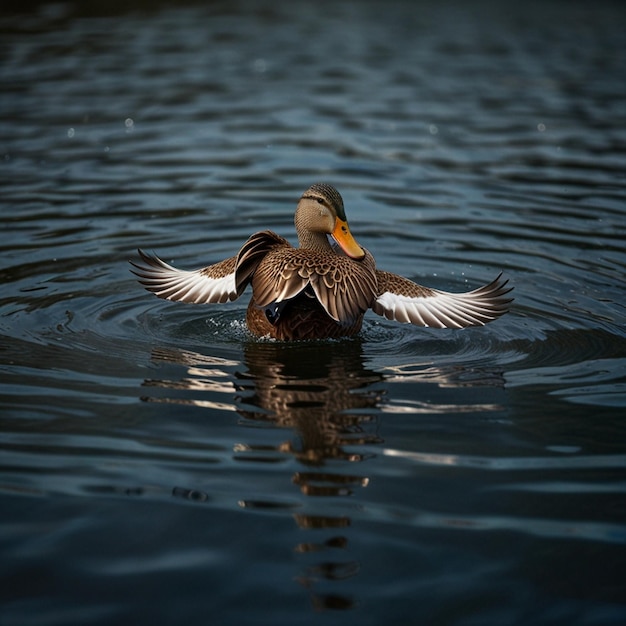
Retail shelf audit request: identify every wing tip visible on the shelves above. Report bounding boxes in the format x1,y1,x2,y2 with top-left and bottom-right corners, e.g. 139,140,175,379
130,249,241,305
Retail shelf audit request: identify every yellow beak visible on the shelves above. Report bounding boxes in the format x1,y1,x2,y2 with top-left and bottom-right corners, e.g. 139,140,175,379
332,218,365,260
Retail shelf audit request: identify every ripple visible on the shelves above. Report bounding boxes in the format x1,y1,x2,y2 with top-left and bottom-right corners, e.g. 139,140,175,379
382,448,626,472
136,304,252,349
506,332,626,395
362,316,522,370
552,383,626,408
359,501,626,545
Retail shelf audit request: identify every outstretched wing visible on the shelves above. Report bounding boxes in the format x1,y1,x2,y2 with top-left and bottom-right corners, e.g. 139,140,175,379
372,271,513,328
130,249,240,304
235,230,292,290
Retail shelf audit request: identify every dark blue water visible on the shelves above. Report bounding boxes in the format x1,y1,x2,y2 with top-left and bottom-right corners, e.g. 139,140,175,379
1,1,625,624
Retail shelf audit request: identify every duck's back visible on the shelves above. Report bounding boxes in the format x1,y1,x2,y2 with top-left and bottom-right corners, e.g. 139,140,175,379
236,231,377,340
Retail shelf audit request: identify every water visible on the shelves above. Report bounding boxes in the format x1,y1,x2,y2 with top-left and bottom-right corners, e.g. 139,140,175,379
1,1,625,624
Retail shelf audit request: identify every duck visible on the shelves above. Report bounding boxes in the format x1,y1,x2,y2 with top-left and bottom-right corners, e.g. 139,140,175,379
130,183,512,340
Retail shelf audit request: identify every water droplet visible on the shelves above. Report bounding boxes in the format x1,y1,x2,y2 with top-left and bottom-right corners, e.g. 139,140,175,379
429,124,438,135
253,58,267,73
67,127,75,138
537,123,546,132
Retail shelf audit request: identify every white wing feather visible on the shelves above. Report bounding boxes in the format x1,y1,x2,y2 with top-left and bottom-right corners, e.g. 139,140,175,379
130,250,239,304
373,274,512,328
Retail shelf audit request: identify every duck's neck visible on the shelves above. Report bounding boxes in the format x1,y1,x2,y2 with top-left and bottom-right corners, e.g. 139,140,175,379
294,207,334,251
296,229,333,252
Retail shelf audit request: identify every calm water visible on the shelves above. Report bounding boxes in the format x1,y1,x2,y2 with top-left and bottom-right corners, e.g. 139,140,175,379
1,1,626,624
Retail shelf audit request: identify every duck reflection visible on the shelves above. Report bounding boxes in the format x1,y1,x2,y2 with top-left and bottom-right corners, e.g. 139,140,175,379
144,338,383,611
235,340,383,466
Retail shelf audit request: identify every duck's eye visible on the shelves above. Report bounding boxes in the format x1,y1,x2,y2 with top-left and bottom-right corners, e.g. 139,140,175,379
316,198,325,205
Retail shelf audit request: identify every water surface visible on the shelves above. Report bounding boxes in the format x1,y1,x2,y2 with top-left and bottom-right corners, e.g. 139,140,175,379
1,1,626,624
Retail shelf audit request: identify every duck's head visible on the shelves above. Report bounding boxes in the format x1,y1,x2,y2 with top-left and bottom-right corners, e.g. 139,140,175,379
294,183,365,260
